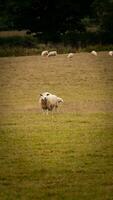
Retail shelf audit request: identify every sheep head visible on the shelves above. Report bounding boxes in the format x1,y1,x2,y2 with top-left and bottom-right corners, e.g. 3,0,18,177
39,92,51,110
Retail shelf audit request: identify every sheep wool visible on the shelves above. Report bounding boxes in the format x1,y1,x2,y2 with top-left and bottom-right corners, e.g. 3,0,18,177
109,51,113,56
48,51,57,57
91,50,97,56
41,50,48,56
67,53,74,58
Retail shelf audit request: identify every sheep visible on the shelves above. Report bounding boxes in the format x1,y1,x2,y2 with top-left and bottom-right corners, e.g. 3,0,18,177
67,53,74,58
48,51,57,57
41,50,48,56
108,51,113,56
91,50,97,56
39,92,63,114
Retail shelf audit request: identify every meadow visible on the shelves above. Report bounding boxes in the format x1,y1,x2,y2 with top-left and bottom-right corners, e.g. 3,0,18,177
0,52,113,200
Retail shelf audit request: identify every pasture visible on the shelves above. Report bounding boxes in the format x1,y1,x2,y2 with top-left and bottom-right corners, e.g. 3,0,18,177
0,52,113,200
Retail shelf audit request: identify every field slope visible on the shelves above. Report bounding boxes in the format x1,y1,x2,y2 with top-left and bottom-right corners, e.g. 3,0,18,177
0,52,113,200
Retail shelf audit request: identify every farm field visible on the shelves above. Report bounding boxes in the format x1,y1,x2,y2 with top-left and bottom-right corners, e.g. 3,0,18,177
0,52,113,200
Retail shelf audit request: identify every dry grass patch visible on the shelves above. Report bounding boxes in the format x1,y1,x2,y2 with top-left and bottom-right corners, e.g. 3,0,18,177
0,52,113,200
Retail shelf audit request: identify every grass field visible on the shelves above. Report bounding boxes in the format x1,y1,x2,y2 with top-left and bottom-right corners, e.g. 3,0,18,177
0,52,113,200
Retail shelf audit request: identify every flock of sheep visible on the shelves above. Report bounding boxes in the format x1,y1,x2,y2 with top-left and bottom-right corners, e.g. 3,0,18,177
41,50,113,58
91,50,113,56
39,49,113,114
41,50,75,58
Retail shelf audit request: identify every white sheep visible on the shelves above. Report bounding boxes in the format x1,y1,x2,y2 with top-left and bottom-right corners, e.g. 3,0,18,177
67,53,74,58
108,51,113,56
48,51,57,57
41,50,48,56
91,50,97,56
39,92,63,114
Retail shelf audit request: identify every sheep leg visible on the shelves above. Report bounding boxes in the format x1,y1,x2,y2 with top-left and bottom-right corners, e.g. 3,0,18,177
46,109,49,115
42,109,48,115
54,105,58,113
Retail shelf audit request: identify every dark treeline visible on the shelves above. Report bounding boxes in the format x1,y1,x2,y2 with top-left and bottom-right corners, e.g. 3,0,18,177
0,0,113,45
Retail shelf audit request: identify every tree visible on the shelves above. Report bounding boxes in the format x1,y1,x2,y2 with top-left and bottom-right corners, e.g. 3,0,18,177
0,0,94,42
92,0,113,33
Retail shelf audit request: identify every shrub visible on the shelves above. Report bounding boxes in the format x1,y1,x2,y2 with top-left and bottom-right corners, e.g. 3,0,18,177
0,36,39,48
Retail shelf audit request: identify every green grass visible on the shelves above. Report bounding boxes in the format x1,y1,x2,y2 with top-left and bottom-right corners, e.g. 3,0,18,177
0,112,113,200
0,35,113,57
0,53,113,200
0,113,113,200
1,44,113,57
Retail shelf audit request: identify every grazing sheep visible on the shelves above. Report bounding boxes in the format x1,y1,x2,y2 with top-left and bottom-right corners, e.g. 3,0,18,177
67,53,74,58
41,50,48,56
91,50,97,56
48,51,57,57
108,51,113,56
39,92,63,114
